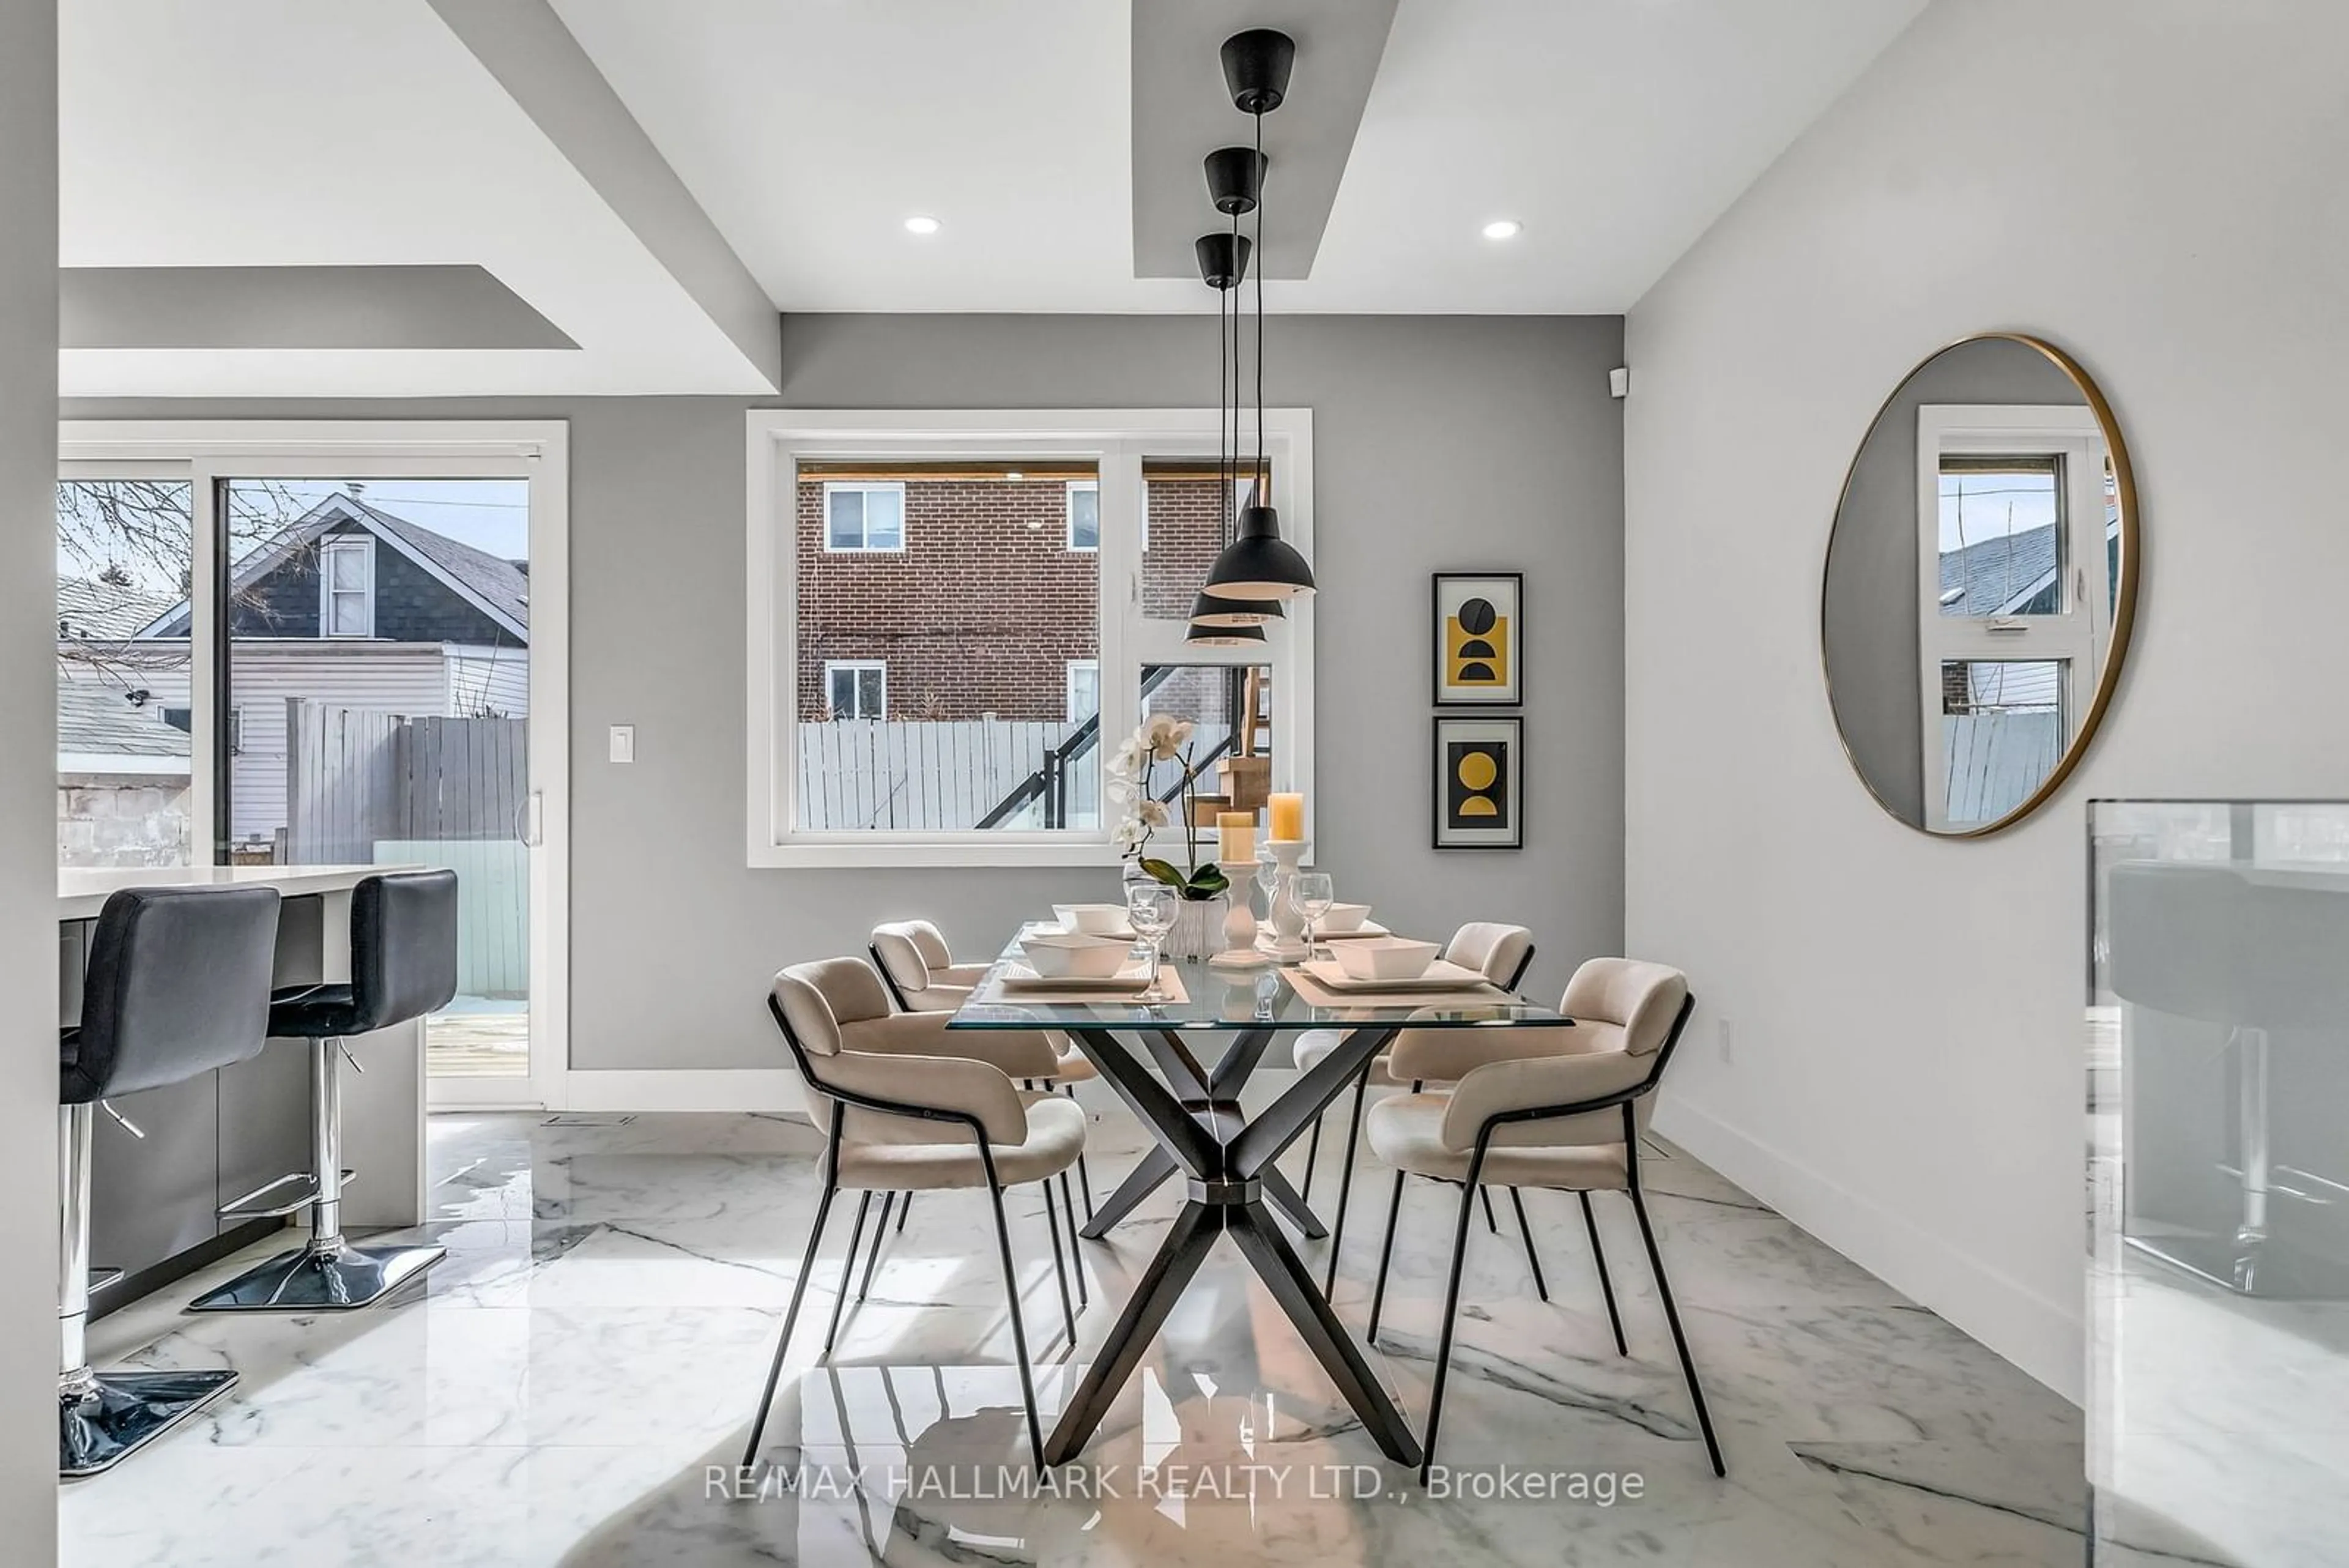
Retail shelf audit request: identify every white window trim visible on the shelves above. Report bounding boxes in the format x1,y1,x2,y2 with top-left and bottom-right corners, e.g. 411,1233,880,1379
1066,658,1099,723
1066,478,1099,552
746,407,1315,869
319,535,376,637
1915,404,2110,831
823,658,888,720
58,419,572,1117
822,479,906,553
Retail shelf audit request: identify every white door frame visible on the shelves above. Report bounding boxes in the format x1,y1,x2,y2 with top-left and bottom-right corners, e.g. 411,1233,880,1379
57,420,570,1110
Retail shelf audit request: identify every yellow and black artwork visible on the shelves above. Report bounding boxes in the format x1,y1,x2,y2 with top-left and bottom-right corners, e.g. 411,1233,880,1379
1433,717,1521,849
1433,573,1522,705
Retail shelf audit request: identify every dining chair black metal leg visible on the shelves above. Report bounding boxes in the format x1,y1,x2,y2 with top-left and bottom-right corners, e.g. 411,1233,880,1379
896,1192,912,1233
980,1160,1046,1468
1420,1161,1486,1486
1321,1066,1374,1294
823,1191,874,1356
1481,1186,1502,1236
1579,1191,1627,1355
1300,1116,1322,1205
856,1193,894,1304
1367,1168,1408,1340
1509,1187,1548,1302
742,1175,838,1470
1059,1084,1096,1220
1625,1177,1724,1476
1056,1170,1089,1305
1040,1178,1077,1346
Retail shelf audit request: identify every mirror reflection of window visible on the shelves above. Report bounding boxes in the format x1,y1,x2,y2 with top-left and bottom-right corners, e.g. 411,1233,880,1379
1938,456,2064,617
1914,404,2114,831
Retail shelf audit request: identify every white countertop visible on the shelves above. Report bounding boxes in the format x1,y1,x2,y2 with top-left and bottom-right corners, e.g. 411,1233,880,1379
56,864,418,922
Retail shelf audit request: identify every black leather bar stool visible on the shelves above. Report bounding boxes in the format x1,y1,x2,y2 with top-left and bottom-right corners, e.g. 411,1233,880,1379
190,870,459,1312
59,885,282,1477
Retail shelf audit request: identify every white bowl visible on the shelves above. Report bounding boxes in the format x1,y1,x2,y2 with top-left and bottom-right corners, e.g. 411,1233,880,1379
1052,903,1131,937
1317,902,1373,933
1022,930,1134,979
1331,937,1441,982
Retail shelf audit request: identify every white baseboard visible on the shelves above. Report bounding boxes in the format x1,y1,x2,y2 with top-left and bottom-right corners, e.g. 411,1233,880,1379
1655,1095,2084,1405
560,1069,810,1115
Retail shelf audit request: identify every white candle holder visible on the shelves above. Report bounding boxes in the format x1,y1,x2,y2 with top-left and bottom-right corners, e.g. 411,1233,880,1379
1257,839,1310,961
1217,861,1261,953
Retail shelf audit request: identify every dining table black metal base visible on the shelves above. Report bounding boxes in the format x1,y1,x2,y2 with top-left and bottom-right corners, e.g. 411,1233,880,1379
1044,1022,1420,1468
1080,1026,1329,1240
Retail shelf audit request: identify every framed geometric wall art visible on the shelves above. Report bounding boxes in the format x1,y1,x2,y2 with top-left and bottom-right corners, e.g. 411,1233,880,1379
1432,571,1523,705
1433,716,1523,849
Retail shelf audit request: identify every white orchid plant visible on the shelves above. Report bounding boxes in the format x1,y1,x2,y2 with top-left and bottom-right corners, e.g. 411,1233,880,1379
1107,713,1230,902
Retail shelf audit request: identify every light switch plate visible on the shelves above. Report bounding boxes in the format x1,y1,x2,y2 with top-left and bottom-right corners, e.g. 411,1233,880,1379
609,724,635,764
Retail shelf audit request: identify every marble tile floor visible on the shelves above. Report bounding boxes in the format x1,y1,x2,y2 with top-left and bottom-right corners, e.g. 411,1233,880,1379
61,1106,2096,1567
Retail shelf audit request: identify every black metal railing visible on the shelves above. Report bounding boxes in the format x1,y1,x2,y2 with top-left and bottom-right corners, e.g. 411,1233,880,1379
976,664,1250,831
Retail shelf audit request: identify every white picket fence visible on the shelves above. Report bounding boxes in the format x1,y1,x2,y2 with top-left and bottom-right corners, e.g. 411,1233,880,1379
797,719,1102,830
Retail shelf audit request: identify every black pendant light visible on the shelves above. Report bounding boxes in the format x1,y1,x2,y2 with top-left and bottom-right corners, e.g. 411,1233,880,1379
1189,143,1282,637
1202,28,1315,603
1186,210,1268,648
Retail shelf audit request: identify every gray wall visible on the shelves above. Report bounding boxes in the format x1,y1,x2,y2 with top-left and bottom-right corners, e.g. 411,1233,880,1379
1626,0,2349,1398
1822,337,2085,820
1,1,60,1552
72,312,1626,1072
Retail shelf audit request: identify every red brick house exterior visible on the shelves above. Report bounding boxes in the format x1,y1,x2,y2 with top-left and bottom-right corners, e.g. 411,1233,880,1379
795,473,1228,722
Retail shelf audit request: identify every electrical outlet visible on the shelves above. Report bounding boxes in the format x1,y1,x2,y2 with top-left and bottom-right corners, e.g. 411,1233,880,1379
1716,1017,1735,1066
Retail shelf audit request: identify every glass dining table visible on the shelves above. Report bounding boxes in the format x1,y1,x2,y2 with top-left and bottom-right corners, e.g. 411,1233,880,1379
948,931,1574,1468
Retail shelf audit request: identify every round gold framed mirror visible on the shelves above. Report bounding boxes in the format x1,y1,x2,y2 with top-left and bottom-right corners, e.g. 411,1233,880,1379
1822,333,2139,837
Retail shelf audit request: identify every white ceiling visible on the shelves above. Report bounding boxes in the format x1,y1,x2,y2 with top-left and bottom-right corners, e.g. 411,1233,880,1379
56,0,1926,396
556,0,1928,314
59,0,773,396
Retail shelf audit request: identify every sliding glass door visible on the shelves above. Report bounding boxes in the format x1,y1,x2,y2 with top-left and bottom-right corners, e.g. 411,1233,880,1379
57,425,568,1110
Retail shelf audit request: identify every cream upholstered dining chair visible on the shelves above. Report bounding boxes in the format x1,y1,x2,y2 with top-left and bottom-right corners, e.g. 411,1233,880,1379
1292,921,1534,1288
1362,958,1721,1483
872,919,1100,1223
743,957,1087,1471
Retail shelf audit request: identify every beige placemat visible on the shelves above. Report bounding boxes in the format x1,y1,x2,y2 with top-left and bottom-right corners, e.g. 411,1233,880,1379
981,964,1192,1008
1283,965,1500,1009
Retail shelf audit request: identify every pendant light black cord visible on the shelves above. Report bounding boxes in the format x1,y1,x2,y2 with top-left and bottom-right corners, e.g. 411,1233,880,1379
1228,203,1242,545
1217,229,1230,548
1253,106,1266,503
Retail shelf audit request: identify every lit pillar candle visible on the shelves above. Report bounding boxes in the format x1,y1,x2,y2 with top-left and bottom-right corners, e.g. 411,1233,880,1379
1267,792,1305,842
1217,811,1255,864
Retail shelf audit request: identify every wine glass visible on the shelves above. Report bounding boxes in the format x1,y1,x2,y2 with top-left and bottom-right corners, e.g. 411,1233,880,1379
1126,882,1177,1003
1294,872,1335,958
1253,846,1280,914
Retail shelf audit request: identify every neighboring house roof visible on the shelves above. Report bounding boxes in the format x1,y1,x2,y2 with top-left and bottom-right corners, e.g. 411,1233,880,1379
1939,522,2058,617
139,494,530,642
57,576,178,641
57,678,191,768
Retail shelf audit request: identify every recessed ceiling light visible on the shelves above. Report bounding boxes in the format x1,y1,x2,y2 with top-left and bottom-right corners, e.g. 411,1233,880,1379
904,215,941,236
1005,470,1025,480
1482,218,1523,241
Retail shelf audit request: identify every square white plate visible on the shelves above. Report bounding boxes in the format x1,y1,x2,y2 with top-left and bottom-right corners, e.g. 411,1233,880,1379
996,959,1154,992
1296,957,1493,993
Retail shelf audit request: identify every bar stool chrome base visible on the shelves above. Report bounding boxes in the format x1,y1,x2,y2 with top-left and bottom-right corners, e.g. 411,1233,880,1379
59,1369,239,1478
188,1239,447,1313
